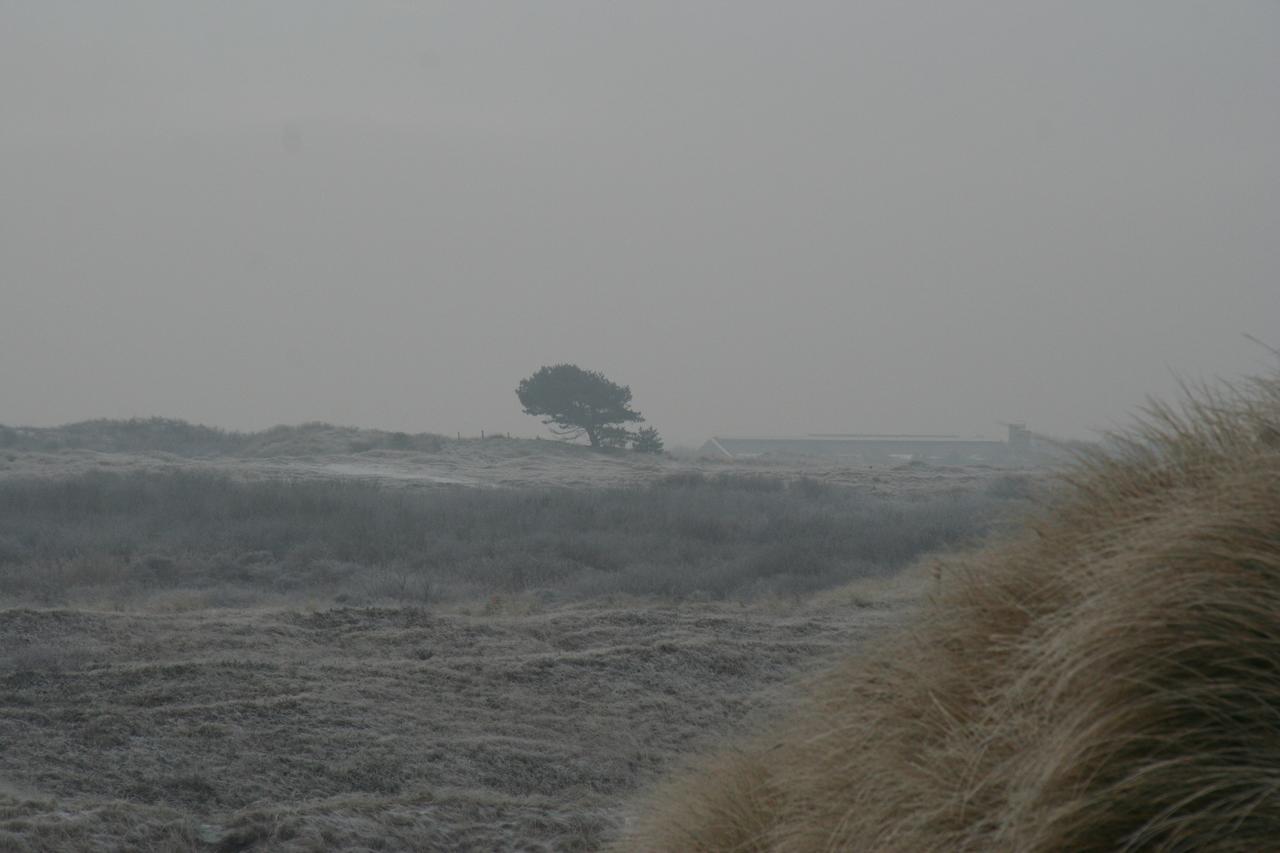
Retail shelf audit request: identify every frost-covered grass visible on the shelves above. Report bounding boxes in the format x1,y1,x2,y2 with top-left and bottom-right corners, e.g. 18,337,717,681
0,599,904,851
0,450,1033,850
0,470,1023,609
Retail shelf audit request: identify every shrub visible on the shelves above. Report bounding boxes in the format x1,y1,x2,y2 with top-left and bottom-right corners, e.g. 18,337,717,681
632,427,664,454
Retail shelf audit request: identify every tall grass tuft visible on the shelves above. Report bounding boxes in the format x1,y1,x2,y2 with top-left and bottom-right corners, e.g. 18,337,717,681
624,372,1280,851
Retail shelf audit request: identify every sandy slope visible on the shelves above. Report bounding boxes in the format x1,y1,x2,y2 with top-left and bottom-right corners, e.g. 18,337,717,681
0,599,906,851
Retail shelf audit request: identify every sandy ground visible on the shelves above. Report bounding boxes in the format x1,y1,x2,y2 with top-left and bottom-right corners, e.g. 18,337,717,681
0,598,908,851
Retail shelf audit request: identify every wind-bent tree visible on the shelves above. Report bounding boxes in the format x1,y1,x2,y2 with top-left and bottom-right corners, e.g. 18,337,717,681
516,364,644,448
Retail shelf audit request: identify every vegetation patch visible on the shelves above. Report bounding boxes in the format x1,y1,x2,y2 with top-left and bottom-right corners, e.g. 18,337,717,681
626,374,1280,851
0,471,1019,609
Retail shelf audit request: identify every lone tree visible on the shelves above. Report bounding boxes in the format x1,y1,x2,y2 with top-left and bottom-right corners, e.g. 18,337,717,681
516,364,644,448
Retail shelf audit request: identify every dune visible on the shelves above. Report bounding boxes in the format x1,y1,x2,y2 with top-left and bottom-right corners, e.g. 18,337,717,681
625,373,1280,851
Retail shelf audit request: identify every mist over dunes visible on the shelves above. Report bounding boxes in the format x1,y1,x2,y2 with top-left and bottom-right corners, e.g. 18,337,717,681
3,2,1277,849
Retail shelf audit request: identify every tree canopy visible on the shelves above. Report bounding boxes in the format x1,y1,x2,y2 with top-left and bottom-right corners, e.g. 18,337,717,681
516,364,644,448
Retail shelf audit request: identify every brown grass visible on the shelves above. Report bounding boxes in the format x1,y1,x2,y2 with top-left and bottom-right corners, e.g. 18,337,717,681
624,373,1280,851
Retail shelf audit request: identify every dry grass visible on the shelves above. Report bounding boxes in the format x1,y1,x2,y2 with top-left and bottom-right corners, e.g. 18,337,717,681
624,373,1280,851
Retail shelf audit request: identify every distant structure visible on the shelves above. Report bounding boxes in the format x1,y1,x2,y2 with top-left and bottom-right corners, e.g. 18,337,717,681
1006,422,1032,454
700,424,1039,464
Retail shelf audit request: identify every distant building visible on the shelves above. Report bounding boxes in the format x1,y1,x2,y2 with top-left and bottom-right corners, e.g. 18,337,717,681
1006,422,1032,454
701,424,1036,464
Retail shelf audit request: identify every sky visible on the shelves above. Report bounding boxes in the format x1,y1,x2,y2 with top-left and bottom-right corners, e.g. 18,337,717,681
2,1,1277,445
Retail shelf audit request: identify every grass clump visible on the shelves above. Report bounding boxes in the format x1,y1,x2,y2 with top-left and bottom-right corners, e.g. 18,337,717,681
625,373,1280,851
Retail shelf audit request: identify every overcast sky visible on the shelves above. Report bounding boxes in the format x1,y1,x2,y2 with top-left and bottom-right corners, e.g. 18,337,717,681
2,2,1277,444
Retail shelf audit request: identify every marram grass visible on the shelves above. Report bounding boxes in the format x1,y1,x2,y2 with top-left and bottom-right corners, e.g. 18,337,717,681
624,373,1280,852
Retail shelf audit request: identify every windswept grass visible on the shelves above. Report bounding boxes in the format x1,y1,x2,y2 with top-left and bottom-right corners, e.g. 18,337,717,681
625,373,1280,851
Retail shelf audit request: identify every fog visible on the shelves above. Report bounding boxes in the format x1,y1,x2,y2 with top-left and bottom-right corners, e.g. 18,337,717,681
2,1,1277,444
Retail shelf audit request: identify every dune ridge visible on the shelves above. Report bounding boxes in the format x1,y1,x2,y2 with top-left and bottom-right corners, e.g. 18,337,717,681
625,373,1280,851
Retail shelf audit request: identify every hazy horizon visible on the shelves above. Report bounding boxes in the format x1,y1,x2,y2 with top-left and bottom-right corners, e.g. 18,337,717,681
4,2,1278,445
